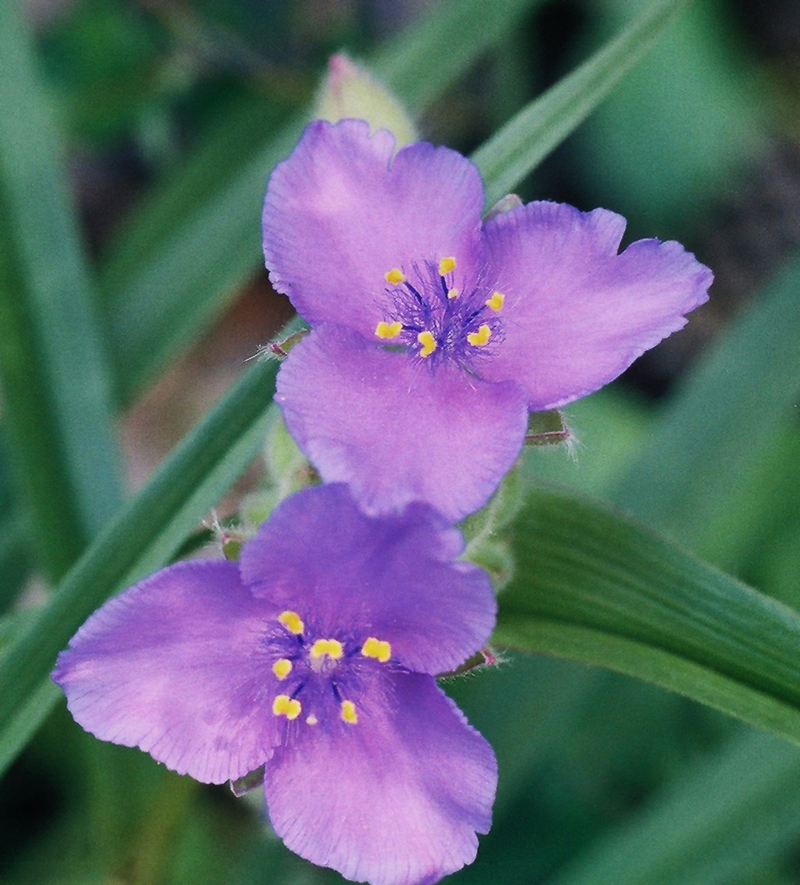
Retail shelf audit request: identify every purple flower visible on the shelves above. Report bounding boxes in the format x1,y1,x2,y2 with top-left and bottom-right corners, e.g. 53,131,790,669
263,119,712,521
53,484,498,885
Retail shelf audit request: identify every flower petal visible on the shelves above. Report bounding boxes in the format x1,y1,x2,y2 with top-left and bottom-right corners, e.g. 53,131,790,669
480,201,713,409
275,324,528,522
240,483,496,675
52,561,278,784
262,119,484,339
264,671,496,885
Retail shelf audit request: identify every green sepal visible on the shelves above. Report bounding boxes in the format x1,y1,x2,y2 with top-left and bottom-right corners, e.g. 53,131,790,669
240,410,317,528
526,409,571,446
460,459,526,592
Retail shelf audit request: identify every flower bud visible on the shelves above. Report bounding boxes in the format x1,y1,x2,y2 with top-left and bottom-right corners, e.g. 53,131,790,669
314,52,418,147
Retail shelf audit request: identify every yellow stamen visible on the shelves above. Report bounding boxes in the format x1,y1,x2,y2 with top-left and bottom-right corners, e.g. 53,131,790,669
272,658,293,680
272,695,301,720
310,638,344,660
306,714,318,725
486,291,505,312
375,320,402,339
362,637,391,663
417,330,437,357
278,610,304,635
467,324,491,347
385,268,406,285
341,700,358,724
438,256,456,276
447,287,460,300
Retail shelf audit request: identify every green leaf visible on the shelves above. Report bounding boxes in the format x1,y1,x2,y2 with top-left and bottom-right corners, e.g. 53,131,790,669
0,2,122,579
0,510,29,613
495,485,800,748
0,358,278,777
98,0,547,405
612,252,800,563
472,0,688,208
0,436,30,612
371,0,545,110
97,93,290,317
548,729,800,885
571,0,761,234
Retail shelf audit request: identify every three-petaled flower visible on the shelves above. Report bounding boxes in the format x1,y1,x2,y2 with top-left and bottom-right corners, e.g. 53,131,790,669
53,484,498,885
263,119,712,521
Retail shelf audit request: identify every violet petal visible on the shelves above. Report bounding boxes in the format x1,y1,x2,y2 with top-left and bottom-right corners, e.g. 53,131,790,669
265,671,497,885
275,324,528,522
262,119,484,340
480,200,713,409
240,483,496,675
53,561,279,784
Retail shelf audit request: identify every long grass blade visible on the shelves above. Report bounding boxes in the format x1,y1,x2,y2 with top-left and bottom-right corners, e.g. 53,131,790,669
0,2,122,579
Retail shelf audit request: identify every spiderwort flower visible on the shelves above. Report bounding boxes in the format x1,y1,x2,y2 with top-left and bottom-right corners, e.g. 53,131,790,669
53,484,498,885
263,119,713,521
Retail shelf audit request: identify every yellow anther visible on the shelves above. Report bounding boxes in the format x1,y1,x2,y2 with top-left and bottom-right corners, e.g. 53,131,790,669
272,658,293,680
438,256,456,276
417,330,437,358
375,321,402,340
362,637,392,663
272,695,301,720
310,638,344,660
385,268,406,285
341,700,358,724
467,324,491,347
306,714,318,725
486,291,505,312
278,611,304,634
447,287,460,300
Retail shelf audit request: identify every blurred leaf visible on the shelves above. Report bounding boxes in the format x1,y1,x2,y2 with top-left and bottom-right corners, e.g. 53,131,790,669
0,437,30,612
372,0,544,110
97,91,289,321
573,0,762,234
0,681,60,781
548,729,800,885
612,252,800,563
473,0,689,208
0,358,278,777
99,0,547,405
0,2,122,580
42,0,166,145
0,514,29,614
495,485,800,748
449,649,718,884
0,610,56,776
100,113,299,405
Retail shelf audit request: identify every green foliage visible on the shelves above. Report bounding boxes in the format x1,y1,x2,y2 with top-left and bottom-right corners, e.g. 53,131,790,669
496,485,800,748
472,0,690,208
0,3,122,580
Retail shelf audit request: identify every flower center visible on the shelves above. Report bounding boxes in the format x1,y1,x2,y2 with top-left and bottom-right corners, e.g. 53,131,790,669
374,256,505,369
269,610,393,729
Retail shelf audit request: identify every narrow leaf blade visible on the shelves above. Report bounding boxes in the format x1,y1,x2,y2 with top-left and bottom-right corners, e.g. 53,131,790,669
0,358,279,776
495,486,800,746
473,0,689,207
0,2,122,578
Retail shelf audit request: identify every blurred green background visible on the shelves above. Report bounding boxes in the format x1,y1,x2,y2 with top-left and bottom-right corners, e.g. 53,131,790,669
2,0,800,882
